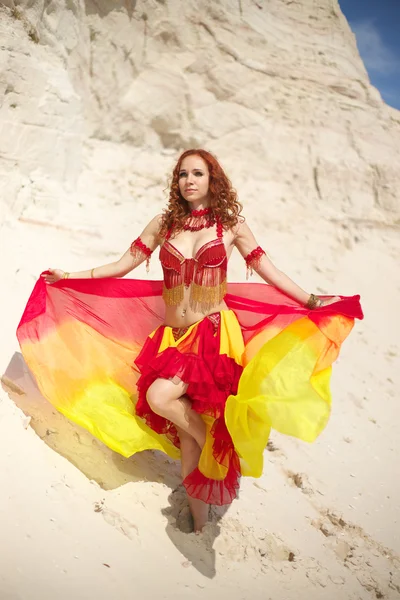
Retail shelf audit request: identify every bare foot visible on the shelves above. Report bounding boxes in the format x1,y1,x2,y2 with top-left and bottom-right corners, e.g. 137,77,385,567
178,428,210,533
192,500,210,533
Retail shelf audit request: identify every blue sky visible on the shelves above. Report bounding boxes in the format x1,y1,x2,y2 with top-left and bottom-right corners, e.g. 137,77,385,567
338,0,400,110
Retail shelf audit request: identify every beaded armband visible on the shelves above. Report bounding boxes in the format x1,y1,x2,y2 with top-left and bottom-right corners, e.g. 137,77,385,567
245,246,266,279
130,237,152,273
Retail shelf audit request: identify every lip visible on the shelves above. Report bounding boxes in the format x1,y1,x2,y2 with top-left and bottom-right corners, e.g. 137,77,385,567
185,189,196,194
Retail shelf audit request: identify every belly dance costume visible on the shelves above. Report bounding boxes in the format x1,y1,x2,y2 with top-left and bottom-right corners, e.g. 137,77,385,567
16,219,363,505
135,219,244,503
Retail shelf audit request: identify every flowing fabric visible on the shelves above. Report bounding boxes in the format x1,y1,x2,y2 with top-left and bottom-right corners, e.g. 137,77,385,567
16,275,363,504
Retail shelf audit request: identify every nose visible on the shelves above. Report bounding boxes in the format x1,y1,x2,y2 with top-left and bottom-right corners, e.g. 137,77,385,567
187,173,195,184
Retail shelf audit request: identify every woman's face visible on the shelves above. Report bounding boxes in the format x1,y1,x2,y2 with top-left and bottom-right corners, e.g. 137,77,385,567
178,155,210,206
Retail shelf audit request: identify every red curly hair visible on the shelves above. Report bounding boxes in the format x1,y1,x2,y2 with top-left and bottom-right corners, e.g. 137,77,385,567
159,149,243,237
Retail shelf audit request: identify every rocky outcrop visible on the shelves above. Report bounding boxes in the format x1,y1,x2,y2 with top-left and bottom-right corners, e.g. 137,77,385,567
0,0,399,225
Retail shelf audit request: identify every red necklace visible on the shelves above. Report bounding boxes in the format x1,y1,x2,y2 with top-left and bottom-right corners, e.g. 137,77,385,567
183,207,215,231
190,208,211,217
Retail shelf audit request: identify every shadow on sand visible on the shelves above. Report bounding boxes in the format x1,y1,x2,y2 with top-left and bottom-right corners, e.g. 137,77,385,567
2,351,231,577
161,484,230,578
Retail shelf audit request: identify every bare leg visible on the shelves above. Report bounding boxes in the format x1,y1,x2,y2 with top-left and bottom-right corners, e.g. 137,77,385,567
146,378,209,532
146,379,206,449
179,429,209,532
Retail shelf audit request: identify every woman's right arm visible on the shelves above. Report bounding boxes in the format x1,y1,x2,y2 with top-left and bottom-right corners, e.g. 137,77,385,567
43,214,163,284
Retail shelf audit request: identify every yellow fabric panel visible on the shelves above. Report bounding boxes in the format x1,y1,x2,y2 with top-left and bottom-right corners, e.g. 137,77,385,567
242,325,282,366
21,321,180,459
227,395,271,478
198,415,228,481
225,317,335,478
219,310,245,364
61,379,180,459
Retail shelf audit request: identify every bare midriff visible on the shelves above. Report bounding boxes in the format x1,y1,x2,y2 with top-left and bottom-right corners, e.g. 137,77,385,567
164,292,229,328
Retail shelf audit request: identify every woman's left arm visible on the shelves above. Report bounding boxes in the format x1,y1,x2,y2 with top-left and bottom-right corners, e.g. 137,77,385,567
233,219,339,308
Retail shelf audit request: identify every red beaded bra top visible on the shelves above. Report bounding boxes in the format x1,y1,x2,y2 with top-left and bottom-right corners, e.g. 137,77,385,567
159,218,227,312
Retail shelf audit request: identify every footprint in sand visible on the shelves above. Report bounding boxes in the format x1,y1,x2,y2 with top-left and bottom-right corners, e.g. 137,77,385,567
94,502,138,541
266,439,286,459
311,510,400,599
214,517,294,566
285,470,314,495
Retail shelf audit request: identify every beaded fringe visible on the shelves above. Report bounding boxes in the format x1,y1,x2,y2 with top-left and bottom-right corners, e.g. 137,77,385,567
162,281,227,312
190,281,227,312
163,284,184,306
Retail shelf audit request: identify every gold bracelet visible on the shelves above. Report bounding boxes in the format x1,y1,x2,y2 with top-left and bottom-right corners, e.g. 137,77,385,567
63,271,70,279
306,293,322,309
90,268,95,278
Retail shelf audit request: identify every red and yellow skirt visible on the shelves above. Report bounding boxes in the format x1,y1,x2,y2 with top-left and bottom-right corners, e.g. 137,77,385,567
135,311,244,504
16,276,363,505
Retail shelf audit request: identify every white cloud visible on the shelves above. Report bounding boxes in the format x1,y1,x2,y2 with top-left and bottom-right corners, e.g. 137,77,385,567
350,20,399,75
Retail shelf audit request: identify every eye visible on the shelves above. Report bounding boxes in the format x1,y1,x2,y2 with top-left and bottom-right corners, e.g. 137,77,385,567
194,171,203,176
179,171,187,178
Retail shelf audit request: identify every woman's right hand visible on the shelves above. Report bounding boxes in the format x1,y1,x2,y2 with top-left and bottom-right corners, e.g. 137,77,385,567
41,269,65,284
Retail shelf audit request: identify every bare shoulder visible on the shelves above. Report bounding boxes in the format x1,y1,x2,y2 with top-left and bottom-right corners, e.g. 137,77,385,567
223,215,244,247
146,213,164,234
151,213,164,226
134,213,165,247
231,215,248,238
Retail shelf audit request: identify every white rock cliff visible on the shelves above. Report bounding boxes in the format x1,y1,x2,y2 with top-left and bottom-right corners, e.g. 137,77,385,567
1,0,399,223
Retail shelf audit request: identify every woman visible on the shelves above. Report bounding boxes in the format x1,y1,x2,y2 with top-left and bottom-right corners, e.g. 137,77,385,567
17,149,362,532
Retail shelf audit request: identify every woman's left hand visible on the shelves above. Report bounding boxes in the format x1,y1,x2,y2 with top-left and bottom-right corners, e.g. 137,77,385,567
320,296,341,307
